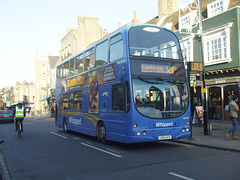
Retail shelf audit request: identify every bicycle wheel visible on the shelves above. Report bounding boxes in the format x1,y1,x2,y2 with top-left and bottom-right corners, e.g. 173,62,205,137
18,125,21,138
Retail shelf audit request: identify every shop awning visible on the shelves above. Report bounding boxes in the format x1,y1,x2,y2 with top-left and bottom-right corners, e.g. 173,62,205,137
40,96,51,102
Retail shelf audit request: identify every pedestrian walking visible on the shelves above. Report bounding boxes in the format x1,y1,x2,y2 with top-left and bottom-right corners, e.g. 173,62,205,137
225,95,239,140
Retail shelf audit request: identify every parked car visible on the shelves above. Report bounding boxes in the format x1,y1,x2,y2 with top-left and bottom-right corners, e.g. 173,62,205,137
0,110,14,123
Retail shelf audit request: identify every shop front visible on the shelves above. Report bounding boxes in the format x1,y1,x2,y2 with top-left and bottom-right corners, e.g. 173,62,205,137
208,83,239,121
191,73,240,122
206,75,240,121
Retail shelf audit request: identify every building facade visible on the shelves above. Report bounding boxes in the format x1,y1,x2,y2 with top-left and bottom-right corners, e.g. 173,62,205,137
14,81,35,107
34,51,59,115
60,16,108,63
149,0,240,121
0,81,35,109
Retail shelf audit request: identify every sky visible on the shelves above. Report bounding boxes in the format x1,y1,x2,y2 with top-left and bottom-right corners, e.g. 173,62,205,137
0,0,160,89
0,0,194,90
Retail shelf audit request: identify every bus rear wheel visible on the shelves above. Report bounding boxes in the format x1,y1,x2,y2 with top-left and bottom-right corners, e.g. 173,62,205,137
97,123,107,144
63,119,68,133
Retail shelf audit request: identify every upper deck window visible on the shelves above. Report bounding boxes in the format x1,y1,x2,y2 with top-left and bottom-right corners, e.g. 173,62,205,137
75,54,83,75
129,26,182,60
57,65,62,82
63,62,69,79
96,40,109,68
69,58,74,77
84,48,95,71
110,34,123,62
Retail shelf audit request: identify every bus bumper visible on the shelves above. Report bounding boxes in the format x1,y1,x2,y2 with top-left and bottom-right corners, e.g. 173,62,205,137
124,127,191,144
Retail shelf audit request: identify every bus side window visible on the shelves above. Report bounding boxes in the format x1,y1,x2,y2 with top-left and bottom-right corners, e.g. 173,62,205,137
57,65,61,82
59,95,62,110
112,83,125,112
62,93,69,110
74,91,82,111
69,92,74,110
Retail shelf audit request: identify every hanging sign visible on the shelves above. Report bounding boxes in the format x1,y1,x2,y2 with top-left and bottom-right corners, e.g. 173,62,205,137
190,62,203,72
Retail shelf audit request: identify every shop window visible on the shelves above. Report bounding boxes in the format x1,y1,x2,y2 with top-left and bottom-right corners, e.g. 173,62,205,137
208,87,222,120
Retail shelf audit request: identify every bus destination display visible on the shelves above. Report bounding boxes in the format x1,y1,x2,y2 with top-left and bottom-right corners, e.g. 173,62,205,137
141,64,176,74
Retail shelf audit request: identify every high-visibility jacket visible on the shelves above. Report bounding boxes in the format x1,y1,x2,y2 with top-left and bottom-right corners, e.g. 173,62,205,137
15,106,24,118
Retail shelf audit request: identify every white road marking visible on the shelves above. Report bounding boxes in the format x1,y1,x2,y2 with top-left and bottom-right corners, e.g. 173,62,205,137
81,143,122,158
50,132,68,139
169,172,195,180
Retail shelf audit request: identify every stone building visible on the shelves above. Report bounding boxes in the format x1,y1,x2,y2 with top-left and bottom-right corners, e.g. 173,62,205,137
0,81,34,109
0,86,14,107
34,51,59,115
60,16,108,63
14,81,35,106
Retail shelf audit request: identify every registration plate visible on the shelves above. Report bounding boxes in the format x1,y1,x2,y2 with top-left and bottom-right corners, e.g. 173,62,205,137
158,135,172,140
4,115,9,117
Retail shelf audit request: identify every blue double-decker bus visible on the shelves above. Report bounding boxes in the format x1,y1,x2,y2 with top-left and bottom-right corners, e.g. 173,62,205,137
55,24,191,144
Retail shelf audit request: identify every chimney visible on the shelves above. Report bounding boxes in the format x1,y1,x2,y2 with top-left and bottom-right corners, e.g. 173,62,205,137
131,10,139,24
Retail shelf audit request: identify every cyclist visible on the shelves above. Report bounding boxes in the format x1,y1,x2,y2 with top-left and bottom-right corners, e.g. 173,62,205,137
13,102,26,132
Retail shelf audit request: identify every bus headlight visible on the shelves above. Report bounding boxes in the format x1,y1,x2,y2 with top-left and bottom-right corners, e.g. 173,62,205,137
142,130,147,136
133,124,138,128
136,131,141,136
186,127,190,132
182,128,186,132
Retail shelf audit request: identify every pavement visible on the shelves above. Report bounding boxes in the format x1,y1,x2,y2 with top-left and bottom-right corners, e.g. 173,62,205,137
176,120,240,152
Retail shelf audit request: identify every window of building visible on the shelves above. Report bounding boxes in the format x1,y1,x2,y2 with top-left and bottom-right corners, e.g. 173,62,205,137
62,50,65,59
179,11,197,33
96,40,109,68
84,48,95,71
181,39,193,62
204,27,231,66
68,44,71,56
207,0,229,18
75,54,83,75
110,34,123,62
74,91,82,110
